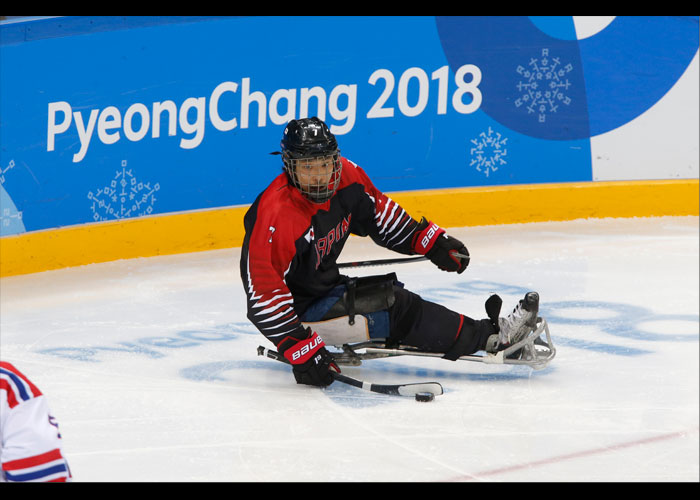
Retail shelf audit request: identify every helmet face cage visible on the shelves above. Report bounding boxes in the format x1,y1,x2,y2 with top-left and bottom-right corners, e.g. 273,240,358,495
284,152,342,203
280,117,342,203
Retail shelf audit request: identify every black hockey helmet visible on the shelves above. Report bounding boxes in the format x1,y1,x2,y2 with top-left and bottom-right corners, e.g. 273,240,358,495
281,117,338,159
279,117,342,203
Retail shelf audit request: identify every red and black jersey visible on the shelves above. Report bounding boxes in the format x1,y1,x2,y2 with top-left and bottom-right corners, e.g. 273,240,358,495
240,157,421,348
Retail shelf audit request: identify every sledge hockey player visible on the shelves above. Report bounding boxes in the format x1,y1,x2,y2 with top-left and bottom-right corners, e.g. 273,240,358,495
0,361,72,482
240,117,541,387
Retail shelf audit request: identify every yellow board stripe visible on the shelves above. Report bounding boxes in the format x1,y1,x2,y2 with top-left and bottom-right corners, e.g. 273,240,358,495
390,179,699,228
1,179,697,278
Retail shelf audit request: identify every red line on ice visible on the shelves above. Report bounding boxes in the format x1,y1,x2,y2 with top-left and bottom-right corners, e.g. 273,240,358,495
445,427,699,481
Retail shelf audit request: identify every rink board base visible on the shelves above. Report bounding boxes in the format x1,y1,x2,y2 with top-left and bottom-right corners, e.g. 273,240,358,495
1,179,697,278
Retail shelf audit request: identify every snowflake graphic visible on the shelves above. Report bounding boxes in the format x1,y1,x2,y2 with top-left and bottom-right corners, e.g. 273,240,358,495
0,158,16,185
88,160,160,221
0,159,24,233
514,48,573,123
469,127,508,178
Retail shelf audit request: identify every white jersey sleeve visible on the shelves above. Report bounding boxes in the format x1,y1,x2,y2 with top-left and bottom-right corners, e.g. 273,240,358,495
1,362,72,482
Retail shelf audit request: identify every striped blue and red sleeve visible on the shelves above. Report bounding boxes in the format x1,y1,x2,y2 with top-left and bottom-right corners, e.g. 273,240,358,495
1,362,72,482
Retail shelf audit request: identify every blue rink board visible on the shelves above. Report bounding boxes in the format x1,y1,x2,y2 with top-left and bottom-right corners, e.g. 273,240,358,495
1,16,697,235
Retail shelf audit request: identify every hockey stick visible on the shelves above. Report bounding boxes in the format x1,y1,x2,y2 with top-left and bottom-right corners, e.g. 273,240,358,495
257,345,443,397
337,252,469,269
337,255,427,268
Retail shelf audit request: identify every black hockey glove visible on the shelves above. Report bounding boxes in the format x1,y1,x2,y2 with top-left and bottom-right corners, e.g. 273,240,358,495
428,232,470,273
278,328,339,387
412,217,470,274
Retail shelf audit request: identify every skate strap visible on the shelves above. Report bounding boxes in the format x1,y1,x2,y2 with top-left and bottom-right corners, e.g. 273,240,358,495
346,278,357,325
485,294,502,332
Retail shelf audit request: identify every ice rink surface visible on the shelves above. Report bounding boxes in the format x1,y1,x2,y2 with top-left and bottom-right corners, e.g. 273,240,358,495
1,216,698,482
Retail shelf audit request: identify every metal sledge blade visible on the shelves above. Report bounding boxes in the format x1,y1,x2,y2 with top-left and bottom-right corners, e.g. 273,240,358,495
333,318,556,371
487,318,556,370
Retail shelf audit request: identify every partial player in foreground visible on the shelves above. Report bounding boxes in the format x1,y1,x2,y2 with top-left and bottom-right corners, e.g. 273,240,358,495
241,117,554,389
1,361,72,482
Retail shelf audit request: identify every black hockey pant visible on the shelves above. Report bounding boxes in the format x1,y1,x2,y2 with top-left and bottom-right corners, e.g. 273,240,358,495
386,285,496,359
304,274,496,360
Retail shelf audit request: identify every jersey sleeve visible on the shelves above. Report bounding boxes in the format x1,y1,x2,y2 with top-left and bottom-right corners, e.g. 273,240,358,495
1,362,72,482
240,197,309,347
347,160,421,255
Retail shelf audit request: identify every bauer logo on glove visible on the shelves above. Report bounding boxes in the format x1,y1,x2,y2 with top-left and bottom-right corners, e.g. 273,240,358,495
420,223,442,252
288,333,324,362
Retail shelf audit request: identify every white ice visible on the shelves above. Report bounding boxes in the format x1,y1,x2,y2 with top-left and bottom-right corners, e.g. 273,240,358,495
1,216,698,482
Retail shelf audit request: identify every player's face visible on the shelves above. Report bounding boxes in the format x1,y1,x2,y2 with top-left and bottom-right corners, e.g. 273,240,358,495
294,155,336,194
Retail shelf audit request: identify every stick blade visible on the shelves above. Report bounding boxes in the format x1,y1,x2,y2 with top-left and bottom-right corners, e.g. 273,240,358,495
395,382,444,397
